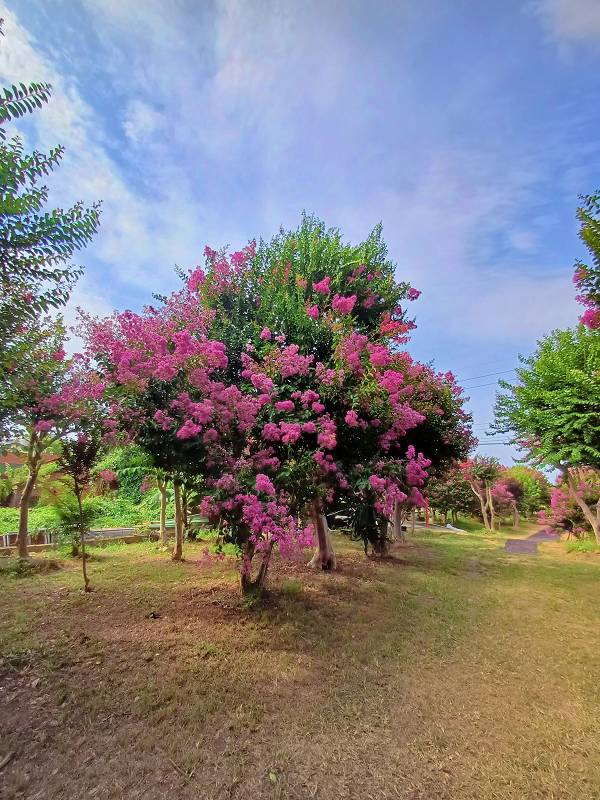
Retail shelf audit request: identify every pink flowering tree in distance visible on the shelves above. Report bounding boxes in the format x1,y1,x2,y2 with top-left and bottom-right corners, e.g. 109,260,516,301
460,457,502,531
539,471,600,539
1,317,106,559
573,192,600,330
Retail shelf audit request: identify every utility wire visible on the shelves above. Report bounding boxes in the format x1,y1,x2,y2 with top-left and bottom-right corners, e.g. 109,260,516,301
460,368,516,382
463,381,504,389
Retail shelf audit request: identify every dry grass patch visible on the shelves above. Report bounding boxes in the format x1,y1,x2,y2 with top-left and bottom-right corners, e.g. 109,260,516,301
0,533,599,799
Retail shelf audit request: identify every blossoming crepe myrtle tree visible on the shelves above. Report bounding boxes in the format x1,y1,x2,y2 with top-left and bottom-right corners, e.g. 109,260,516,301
2,317,106,559
426,466,475,525
384,359,475,542
81,258,272,568
573,192,600,330
460,457,502,531
189,215,441,572
539,472,599,538
494,325,600,542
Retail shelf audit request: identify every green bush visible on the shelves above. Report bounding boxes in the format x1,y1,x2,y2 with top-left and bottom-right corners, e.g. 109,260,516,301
79,495,150,528
0,505,60,535
0,494,161,536
565,538,599,554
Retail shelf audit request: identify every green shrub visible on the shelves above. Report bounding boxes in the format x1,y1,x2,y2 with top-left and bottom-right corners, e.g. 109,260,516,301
565,538,599,554
0,506,60,535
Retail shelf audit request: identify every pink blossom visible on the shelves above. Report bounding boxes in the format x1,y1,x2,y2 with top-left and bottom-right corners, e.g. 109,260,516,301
344,409,360,427
313,276,332,295
176,419,202,439
407,287,421,300
187,267,206,292
369,475,386,492
99,469,117,483
34,419,54,433
275,400,295,412
153,409,173,431
255,473,276,495
306,304,320,320
332,294,357,315
260,327,272,340
368,343,391,368
581,307,600,329
280,422,302,444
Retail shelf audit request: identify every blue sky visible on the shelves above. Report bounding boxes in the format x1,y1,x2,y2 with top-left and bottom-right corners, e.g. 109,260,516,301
1,0,599,464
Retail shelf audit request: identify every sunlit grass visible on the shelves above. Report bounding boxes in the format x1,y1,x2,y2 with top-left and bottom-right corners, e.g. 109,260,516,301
1,530,599,799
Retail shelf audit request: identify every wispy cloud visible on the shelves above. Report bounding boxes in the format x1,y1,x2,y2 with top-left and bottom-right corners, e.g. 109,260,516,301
1,0,597,465
532,0,600,44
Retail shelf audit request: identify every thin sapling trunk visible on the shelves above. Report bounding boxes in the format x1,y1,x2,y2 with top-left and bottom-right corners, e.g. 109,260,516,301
75,484,91,592
172,481,184,561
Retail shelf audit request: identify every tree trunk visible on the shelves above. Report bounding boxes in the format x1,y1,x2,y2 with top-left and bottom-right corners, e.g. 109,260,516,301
181,487,189,540
172,481,184,561
470,484,489,529
307,504,336,570
372,514,390,556
240,540,274,596
157,479,168,546
17,470,38,560
75,486,91,592
512,504,520,529
393,500,405,542
567,471,600,544
411,507,416,534
485,484,496,531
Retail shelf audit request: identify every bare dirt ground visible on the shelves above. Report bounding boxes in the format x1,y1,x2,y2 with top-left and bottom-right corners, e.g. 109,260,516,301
1,531,599,799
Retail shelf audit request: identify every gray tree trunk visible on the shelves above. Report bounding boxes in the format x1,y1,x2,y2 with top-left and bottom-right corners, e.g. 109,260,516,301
307,506,336,570
172,481,184,561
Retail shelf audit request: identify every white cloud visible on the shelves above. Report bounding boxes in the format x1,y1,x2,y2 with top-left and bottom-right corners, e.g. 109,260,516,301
123,100,164,145
0,3,219,301
533,0,600,43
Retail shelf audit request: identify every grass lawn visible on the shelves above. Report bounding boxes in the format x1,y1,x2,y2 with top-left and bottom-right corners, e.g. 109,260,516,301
0,530,599,799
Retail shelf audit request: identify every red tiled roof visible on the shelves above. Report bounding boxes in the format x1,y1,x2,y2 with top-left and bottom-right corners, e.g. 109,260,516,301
0,453,60,466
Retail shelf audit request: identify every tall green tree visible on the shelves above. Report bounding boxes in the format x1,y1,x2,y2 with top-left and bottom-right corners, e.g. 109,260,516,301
503,465,550,517
573,191,600,330
494,326,600,541
0,25,101,432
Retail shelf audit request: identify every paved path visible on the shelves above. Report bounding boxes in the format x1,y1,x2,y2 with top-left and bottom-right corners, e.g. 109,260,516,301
504,528,560,554
504,539,539,554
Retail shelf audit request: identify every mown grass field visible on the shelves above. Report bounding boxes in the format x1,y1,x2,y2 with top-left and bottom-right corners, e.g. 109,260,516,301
1,527,599,799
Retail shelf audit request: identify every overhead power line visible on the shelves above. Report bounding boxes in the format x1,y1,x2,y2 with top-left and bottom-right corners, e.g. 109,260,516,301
461,369,516,382
463,381,504,389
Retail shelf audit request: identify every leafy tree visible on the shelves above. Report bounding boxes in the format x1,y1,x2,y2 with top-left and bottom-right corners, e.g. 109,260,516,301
194,216,471,564
58,427,103,591
427,466,475,525
490,477,520,528
93,445,153,504
504,465,550,517
2,317,105,558
573,191,600,330
0,20,52,136
0,25,100,430
539,472,600,538
494,326,600,541
461,457,501,530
